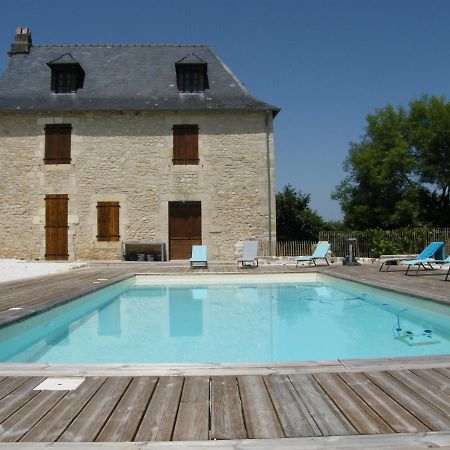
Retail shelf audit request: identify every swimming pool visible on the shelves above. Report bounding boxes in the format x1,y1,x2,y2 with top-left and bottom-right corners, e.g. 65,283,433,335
1,273,449,364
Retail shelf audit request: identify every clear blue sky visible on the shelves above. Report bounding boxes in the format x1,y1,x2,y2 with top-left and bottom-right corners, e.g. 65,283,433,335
1,0,450,220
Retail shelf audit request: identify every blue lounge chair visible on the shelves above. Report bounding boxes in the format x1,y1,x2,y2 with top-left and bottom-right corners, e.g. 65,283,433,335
190,245,208,268
237,240,259,267
401,242,446,275
295,242,331,267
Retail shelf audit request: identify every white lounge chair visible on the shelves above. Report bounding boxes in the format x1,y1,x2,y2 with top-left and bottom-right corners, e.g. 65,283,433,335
237,240,259,267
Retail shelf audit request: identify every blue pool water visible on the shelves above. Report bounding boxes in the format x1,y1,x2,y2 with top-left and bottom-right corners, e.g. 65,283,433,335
0,274,449,364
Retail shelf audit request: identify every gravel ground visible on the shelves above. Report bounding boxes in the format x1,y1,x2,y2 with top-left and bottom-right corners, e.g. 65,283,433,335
0,259,86,283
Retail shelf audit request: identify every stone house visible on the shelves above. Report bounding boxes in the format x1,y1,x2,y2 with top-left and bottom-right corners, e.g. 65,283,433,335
0,28,279,261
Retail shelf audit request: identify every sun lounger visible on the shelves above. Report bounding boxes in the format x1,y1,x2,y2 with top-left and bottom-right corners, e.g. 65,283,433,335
401,242,446,275
437,256,450,281
378,255,417,271
379,242,446,272
237,240,259,267
190,245,208,268
295,242,331,267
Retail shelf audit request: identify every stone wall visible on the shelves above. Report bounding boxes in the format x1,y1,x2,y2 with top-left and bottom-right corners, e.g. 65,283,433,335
0,110,276,261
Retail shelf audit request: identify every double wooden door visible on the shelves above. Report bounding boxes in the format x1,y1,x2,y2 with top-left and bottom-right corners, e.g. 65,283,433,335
45,194,69,260
169,202,201,260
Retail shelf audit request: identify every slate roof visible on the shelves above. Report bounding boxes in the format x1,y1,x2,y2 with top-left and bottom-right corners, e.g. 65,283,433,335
0,44,279,114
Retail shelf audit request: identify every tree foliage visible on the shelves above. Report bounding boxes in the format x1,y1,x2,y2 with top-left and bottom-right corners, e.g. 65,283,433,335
333,96,450,229
276,184,326,240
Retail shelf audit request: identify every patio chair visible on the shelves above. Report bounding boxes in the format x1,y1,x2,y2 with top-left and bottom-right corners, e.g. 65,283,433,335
190,245,208,269
295,242,331,267
401,242,446,275
237,240,259,267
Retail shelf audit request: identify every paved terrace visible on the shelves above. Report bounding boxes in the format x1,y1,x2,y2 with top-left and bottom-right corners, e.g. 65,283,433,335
0,262,449,448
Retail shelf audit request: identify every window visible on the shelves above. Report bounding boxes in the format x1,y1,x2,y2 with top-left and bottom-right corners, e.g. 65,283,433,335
47,54,85,93
176,65,207,93
97,202,120,242
44,124,72,164
53,68,78,93
173,125,199,165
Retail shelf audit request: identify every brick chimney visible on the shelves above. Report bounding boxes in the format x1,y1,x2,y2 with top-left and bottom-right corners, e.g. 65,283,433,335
8,27,32,55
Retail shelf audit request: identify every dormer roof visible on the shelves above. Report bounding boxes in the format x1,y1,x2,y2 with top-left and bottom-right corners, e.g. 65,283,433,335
47,53,81,66
175,53,207,65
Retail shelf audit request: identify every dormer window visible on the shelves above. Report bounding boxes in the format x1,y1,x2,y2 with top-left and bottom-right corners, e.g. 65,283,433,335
47,53,85,94
53,68,78,93
175,54,208,93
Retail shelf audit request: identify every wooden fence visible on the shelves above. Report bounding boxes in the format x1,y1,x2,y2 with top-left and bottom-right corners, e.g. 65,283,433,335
259,240,316,257
319,228,450,258
258,228,450,258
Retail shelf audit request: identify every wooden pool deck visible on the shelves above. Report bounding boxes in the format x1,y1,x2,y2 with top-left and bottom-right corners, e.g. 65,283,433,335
1,367,450,447
0,262,449,448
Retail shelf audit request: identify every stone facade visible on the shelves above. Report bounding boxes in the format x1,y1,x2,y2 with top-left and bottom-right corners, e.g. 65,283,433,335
0,110,276,261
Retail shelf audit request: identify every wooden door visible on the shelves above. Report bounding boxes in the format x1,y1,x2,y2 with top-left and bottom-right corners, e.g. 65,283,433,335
45,194,69,260
169,202,201,260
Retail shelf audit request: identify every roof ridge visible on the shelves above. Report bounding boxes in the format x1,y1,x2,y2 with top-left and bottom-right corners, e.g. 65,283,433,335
33,44,210,48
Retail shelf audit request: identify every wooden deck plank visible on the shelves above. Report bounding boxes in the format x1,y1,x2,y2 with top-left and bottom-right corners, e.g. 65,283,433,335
313,373,392,434
238,375,284,439
96,376,157,442
339,372,429,433
134,376,184,441
289,374,355,436
21,377,106,442
411,369,450,393
0,377,45,423
58,377,132,442
0,390,67,442
264,374,321,437
3,431,450,449
210,377,247,440
388,370,450,415
172,377,209,441
435,367,450,379
0,377,31,400
365,371,450,430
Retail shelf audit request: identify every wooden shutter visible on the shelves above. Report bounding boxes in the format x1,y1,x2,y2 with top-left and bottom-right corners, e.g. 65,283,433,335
45,194,69,260
173,125,199,165
97,202,120,241
44,124,72,164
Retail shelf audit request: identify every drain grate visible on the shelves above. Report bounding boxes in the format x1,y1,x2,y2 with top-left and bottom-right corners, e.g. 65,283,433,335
33,377,85,391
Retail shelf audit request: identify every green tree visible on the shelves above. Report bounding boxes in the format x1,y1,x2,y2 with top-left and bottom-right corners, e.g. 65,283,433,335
409,96,450,226
332,105,419,229
276,184,325,240
333,96,450,228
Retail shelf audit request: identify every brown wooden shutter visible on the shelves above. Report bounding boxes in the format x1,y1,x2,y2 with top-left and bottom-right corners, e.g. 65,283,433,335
173,125,199,165
45,194,69,260
44,124,71,164
97,202,120,241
